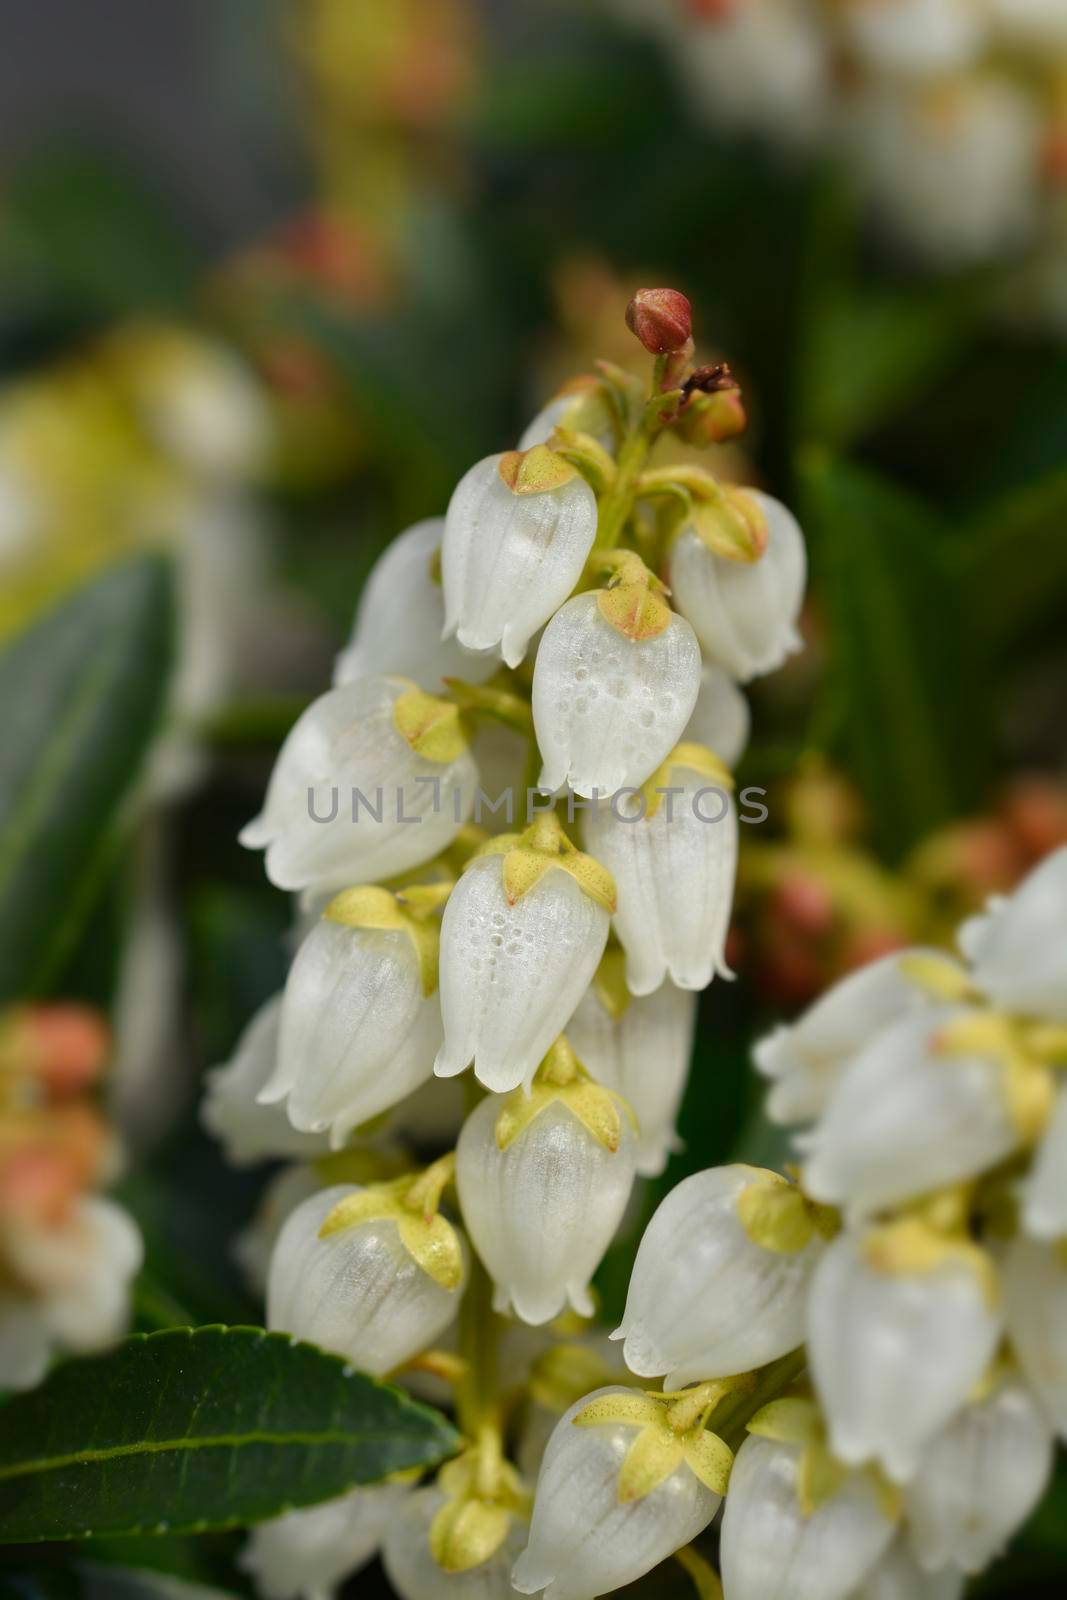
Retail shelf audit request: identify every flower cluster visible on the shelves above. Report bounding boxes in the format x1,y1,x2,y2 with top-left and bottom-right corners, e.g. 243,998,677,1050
0,1003,142,1391
610,0,1067,317
210,289,808,1597
518,844,1066,1598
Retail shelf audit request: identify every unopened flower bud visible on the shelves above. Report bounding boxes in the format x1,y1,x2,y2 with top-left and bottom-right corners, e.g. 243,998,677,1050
625,287,693,355
904,1376,1053,1574
808,1228,1003,1483
260,893,443,1149
667,489,806,682
566,966,696,1177
239,677,477,895
512,1386,722,1598
441,450,597,668
615,1165,828,1386
435,820,612,1093
383,1485,528,1600
532,588,701,798
241,1483,408,1600
267,1184,465,1374
333,518,498,691
583,745,737,994
14,1003,110,1096
678,364,747,445
959,846,1067,1022
456,1049,636,1324
201,995,330,1166
719,1430,897,1600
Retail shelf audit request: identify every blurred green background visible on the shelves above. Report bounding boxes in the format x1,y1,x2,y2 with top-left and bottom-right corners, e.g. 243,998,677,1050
1,1,1066,1595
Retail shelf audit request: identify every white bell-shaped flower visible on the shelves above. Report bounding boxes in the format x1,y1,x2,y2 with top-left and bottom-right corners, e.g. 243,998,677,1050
201,995,331,1166
959,846,1067,1022
904,1376,1054,1574
434,816,613,1093
807,1228,1003,1483
0,1197,143,1390
583,745,737,994
455,1043,636,1323
850,1537,965,1600
1021,1083,1067,1240
512,1386,722,1598
565,964,696,1177
518,379,620,454
267,1183,464,1374
1003,1233,1067,1436
235,1164,325,1297
333,518,497,691
613,1165,827,1386
261,894,442,1148
753,949,961,1126
666,489,805,682
382,1485,528,1600
441,448,597,669
719,1433,897,1600
532,583,701,798
801,1007,1021,1220
241,1483,408,1600
240,677,477,895
683,662,750,768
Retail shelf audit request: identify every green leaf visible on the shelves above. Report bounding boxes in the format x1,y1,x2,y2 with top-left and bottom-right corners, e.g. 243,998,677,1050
0,1566,239,1600
963,469,1067,659
0,1327,460,1544
0,556,174,1001
800,454,989,859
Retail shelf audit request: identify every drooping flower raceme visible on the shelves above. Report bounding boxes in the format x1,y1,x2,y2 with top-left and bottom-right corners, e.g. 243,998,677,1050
212,290,816,1600
527,846,1067,1597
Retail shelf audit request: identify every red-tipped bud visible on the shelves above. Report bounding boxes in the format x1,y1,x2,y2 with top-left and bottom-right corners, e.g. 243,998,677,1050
625,288,693,355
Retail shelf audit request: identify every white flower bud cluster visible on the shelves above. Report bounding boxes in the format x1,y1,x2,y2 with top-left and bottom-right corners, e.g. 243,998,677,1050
609,0,1067,318
209,309,810,1599
523,845,1067,1599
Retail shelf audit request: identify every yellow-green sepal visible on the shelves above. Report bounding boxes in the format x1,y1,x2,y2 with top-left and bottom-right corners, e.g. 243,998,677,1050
735,1169,839,1255
318,1156,462,1291
393,687,469,763
495,1038,635,1152
498,443,577,495
324,883,444,996
471,811,616,913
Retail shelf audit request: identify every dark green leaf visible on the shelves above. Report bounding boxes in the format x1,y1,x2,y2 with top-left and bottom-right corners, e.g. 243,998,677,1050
0,1566,239,1600
0,557,174,1001
802,288,972,449
800,454,989,858
0,1326,459,1544
963,469,1067,659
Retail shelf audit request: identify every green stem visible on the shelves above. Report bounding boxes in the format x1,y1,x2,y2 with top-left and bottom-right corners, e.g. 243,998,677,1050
593,424,654,553
711,1348,808,1453
456,1075,503,1442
